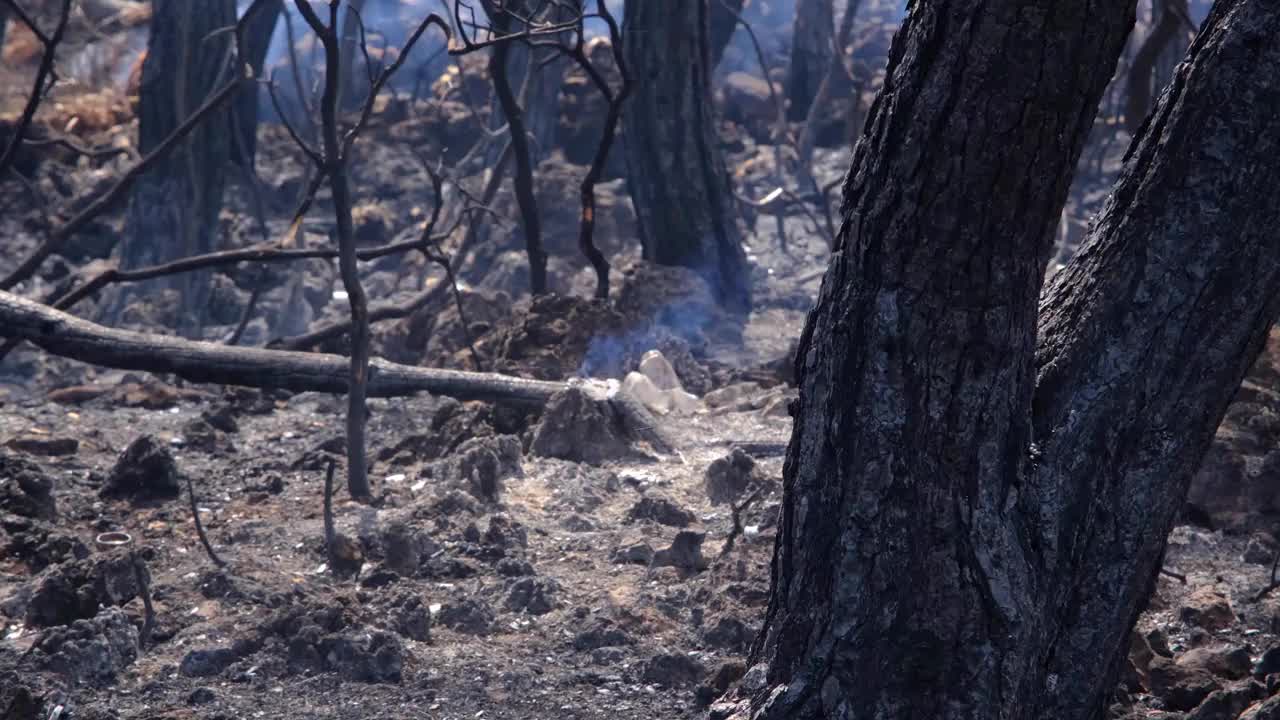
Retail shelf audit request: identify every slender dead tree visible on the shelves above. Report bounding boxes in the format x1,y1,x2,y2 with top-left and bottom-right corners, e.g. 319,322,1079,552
707,0,746,69
479,0,547,295
717,1,1280,719
234,0,284,168
289,1,450,499
786,0,834,121
623,0,752,314
1126,0,1195,132
111,0,239,335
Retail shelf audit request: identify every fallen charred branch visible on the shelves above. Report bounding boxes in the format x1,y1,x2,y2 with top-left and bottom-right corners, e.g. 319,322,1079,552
0,289,675,451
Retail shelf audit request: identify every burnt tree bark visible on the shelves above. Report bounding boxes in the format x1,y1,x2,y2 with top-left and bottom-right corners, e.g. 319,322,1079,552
720,0,1280,719
786,0,834,121
623,0,751,314
114,0,237,335
482,0,547,296
233,0,283,168
708,0,746,70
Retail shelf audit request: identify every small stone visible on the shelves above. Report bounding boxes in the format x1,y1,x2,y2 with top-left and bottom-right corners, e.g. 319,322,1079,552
101,435,181,501
505,576,560,615
624,371,672,414
496,557,536,577
1177,644,1252,681
642,650,707,688
437,598,495,635
0,451,56,520
1180,587,1236,632
1245,534,1276,566
625,493,697,528
1149,655,1222,711
704,448,757,506
180,646,247,678
31,608,139,685
529,388,630,464
639,350,683,391
1239,694,1280,720
382,521,423,576
394,598,431,642
328,532,365,580
651,530,709,571
702,616,754,653
1148,628,1174,658
1254,646,1280,678
5,435,79,456
1187,679,1266,720
610,541,654,565
186,687,217,706
703,382,761,411
573,620,633,651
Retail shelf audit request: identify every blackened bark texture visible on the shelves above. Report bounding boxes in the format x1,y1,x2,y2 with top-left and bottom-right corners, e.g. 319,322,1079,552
1030,1,1280,716
481,0,564,167
233,0,283,168
708,0,746,70
725,1,1280,719
786,0,834,121
116,0,236,334
727,0,1135,718
623,0,751,314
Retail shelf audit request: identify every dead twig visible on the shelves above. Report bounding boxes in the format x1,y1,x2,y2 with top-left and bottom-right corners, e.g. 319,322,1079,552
187,475,226,568
0,0,72,181
131,553,157,647
719,487,764,560
1252,550,1280,602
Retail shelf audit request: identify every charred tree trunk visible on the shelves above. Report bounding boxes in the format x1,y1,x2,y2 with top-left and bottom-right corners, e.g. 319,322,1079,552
233,0,283,169
708,0,746,70
623,0,751,314
786,0,834,121
1125,0,1192,132
482,0,547,296
115,0,237,335
719,1,1280,719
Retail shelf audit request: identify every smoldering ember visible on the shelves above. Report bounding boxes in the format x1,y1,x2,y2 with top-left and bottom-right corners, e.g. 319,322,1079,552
1,0,1279,719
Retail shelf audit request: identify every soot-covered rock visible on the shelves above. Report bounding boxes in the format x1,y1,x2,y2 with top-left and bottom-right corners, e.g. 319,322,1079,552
31,607,139,685
625,493,697,528
704,448,757,506
420,435,523,502
100,435,181,500
26,550,148,627
652,531,709,571
505,576,560,615
0,451,57,519
528,387,631,465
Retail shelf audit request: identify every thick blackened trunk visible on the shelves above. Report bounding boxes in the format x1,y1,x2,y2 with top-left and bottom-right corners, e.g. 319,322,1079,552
623,0,751,314
708,0,746,70
116,0,236,335
1031,2,1280,715
786,0,834,121
722,1,1280,719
